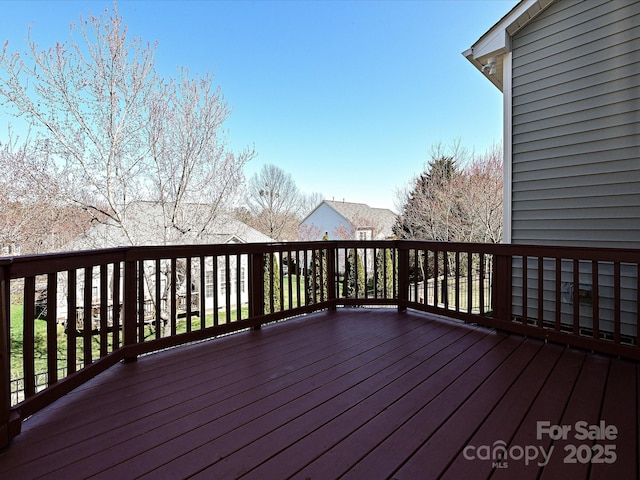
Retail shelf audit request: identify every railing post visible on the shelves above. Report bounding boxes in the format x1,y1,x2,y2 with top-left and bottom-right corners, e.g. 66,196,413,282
249,252,265,325
326,244,336,309
0,261,11,447
123,257,138,362
492,251,512,322
397,243,409,312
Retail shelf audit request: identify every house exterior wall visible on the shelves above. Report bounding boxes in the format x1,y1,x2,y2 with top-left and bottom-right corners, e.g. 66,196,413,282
510,0,640,248
299,203,352,240
507,0,639,337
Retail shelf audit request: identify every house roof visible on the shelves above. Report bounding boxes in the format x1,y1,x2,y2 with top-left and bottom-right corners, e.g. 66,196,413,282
301,200,397,238
462,0,556,91
68,201,274,250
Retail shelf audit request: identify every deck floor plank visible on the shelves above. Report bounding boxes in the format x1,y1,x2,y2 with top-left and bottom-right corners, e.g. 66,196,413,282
4,313,389,476
439,342,564,480
337,335,540,480
295,331,518,480
0,309,636,480
538,353,611,480
14,312,423,479
197,323,479,480
93,318,443,479
397,340,562,480
589,359,638,479
490,347,589,480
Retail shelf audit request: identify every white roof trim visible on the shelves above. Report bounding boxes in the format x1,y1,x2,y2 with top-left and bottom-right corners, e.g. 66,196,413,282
463,0,555,91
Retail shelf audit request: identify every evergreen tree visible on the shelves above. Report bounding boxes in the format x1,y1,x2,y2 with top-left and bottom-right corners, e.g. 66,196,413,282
344,249,365,298
393,156,459,241
375,248,395,298
306,248,327,304
264,253,281,312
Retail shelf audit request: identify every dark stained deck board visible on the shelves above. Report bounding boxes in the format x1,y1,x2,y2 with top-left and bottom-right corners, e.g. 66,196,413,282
334,336,540,480
538,353,611,480
590,359,638,480
191,322,485,480
94,315,460,480
438,342,565,480
0,309,638,480
489,347,589,480
6,310,428,478
294,332,518,480
393,340,562,480
4,312,369,472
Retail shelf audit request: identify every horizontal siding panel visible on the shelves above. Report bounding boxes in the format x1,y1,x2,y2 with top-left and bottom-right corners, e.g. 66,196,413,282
513,79,640,119
513,60,640,109
511,229,640,248
513,0,607,49
513,101,639,136
512,169,640,192
512,181,640,201
513,31,640,94
511,218,640,232
513,29,640,89
512,149,638,175
513,0,637,64
511,136,638,164
513,196,640,213
512,157,640,181
513,121,639,153
512,205,639,221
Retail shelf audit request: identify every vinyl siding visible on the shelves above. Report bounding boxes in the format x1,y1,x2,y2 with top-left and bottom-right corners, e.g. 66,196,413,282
510,0,640,248
511,257,638,340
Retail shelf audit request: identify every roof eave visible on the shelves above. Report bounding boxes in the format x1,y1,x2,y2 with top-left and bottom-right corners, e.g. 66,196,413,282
463,0,556,91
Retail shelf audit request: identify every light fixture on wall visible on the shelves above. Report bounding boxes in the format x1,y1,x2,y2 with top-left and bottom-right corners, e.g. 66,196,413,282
482,56,497,75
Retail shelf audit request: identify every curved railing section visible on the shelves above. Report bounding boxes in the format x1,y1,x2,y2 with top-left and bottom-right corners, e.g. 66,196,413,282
1,240,638,446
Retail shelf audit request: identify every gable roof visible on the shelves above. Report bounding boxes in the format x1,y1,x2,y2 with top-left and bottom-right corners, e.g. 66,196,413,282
68,201,273,250
462,0,556,91
301,200,397,238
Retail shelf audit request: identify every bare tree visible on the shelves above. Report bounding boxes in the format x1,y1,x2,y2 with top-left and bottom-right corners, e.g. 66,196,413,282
394,141,502,243
298,222,323,241
0,4,252,249
246,164,319,241
0,133,93,254
455,144,503,243
302,192,323,217
146,69,252,244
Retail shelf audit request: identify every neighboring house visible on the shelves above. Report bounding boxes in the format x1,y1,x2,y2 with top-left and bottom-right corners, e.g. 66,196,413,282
464,0,640,248
464,0,639,340
69,201,273,248
299,200,397,241
55,201,274,326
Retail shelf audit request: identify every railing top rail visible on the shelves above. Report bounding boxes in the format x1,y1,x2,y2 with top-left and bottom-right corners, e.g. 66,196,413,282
3,240,640,279
397,240,640,262
489,243,640,262
4,247,130,278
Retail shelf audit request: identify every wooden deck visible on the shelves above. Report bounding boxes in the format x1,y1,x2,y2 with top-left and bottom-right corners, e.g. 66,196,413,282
0,309,637,479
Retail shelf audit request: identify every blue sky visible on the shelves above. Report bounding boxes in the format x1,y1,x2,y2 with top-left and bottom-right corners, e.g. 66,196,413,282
0,0,517,211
